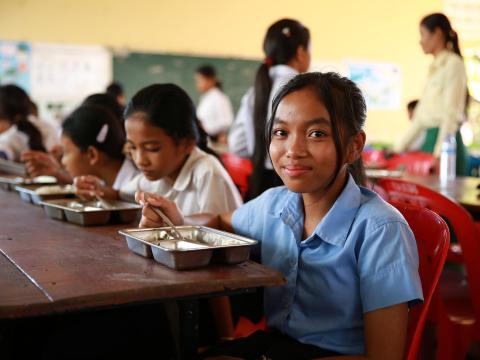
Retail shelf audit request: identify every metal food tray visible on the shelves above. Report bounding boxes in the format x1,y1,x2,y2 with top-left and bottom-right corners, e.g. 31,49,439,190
0,158,27,176
0,174,57,191
15,184,76,205
41,198,142,226
119,226,258,270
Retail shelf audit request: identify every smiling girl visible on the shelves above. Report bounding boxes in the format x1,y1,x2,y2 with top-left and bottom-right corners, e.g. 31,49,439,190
138,72,422,359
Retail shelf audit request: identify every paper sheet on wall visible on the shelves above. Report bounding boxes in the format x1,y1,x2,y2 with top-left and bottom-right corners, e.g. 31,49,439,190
345,61,402,110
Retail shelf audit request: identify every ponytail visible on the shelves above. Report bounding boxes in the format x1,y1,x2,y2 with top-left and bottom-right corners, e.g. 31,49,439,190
447,29,462,57
16,116,46,152
249,63,273,197
194,116,220,160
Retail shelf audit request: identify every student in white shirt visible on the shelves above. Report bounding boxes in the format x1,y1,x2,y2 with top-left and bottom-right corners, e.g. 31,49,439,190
394,13,469,175
0,85,47,161
59,105,138,197
228,19,311,199
118,83,242,214
195,64,234,142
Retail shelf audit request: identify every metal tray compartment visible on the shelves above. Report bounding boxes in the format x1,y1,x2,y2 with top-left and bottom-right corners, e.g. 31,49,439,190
0,175,57,192
15,184,76,205
41,199,142,226
119,226,257,270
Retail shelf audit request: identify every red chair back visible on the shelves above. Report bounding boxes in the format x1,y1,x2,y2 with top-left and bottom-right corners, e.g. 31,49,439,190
378,178,480,333
389,202,449,360
221,153,253,199
362,149,388,169
386,152,435,176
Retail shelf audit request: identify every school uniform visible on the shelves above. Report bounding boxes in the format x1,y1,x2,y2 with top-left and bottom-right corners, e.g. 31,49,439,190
395,49,468,174
196,87,234,137
119,147,242,214
228,64,298,164
229,174,422,356
0,125,29,161
112,159,138,191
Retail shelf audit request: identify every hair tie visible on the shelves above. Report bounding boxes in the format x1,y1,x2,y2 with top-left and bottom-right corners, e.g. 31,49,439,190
264,56,273,67
282,27,291,37
96,124,109,143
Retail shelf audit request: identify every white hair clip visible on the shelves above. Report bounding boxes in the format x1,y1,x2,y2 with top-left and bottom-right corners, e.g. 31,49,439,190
96,124,109,143
282,27,291,37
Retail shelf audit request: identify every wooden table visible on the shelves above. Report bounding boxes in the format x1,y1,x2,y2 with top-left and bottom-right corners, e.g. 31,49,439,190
0,190,285,358
401,174,480,217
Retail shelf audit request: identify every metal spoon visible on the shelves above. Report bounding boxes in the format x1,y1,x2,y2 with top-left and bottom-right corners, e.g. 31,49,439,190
143,193,184,240
94,193,116,210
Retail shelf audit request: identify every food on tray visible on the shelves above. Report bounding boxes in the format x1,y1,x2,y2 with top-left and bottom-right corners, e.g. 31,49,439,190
144,231,175,245
35,184,75,195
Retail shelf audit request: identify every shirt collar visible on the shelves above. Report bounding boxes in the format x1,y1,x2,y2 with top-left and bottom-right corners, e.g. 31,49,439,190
278,174,361,246
171,146,203,192
430,49,452,71
268,64,298,80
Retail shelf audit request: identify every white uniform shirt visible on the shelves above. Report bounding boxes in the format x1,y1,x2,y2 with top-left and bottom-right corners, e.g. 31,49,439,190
228,65,299,165
197,87,234,137
0,125,29,161
112,159,139,191
119,147,242,215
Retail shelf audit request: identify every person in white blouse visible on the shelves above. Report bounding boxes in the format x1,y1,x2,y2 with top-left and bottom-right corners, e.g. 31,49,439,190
394,13,469,175
228,19,311,199
195,64,234,143
0,85,48,161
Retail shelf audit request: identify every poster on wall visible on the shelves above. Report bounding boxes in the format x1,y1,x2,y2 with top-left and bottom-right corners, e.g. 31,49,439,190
0,41,31,92
345,61,402,110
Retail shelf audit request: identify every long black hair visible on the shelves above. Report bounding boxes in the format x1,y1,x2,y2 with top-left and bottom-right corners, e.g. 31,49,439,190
124,83,217,157
250,19,310,197
0,84,46,152
62,105,125,160
267,72,367,187
421,13,469,110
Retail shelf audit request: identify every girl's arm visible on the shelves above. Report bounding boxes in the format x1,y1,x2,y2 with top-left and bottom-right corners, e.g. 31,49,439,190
321,302,408,360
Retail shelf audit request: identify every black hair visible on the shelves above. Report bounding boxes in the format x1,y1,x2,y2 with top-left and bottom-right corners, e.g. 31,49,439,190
106,82,124,98
420,13,470,110
124,83,217,158
250,19,310,197
62,104,125,160
266,72,367,188
196,64,222,89
0,84,46,152
83,93,125,130
407,99,419,112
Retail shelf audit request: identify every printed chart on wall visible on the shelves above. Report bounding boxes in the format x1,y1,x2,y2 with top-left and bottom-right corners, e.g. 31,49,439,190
346,61,402,110
0,40,112,124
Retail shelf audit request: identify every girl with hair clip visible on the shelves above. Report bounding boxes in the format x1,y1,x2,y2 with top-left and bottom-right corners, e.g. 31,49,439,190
60,105,138,197
138,72,422,360
0,84,51,161
395,12,469,175
195,64,234,143
229,18,311,199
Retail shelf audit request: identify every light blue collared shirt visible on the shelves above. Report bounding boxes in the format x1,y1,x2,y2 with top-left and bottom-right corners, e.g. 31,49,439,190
232,174,423,355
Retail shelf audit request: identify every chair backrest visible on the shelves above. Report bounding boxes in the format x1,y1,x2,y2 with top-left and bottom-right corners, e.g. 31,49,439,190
378,178,480,335
386,152,435,176
362,149,388,169
389,202,449,360
220,153,253,199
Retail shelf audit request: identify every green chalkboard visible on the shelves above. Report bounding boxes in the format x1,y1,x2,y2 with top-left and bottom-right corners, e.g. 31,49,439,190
113,52,260,112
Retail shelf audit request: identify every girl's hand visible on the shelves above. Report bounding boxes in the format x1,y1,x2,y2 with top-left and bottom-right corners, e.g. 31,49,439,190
21,150,61,177
135,191,184,228
73,175,106,200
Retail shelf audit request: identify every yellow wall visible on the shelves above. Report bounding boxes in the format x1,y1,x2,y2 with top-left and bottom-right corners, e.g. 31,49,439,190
0,0,448,144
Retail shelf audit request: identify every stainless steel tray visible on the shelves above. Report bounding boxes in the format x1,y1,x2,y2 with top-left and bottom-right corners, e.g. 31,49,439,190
119,226,258,270
15,184,76,205
0,174,57,191
41,198,142,226
0,158,27,176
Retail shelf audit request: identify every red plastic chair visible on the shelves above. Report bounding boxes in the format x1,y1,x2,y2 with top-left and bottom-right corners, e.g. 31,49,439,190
221,153,253,199
389,202,449,360
362,149,388,169
386,152,435,176
378,178,480,360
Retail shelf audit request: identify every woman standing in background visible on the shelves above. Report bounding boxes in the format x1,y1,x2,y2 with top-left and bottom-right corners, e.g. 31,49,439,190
195,64,234,143
228,18,311,199
395,13,469,175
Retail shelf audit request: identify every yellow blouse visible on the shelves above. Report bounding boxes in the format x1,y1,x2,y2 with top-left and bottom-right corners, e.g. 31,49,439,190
395,49,467,156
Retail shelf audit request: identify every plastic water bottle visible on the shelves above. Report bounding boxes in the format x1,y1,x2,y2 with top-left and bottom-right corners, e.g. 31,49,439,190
440,133,456,183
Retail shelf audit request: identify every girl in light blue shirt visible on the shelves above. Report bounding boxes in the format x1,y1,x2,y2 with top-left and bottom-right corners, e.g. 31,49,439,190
138,72,423,359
